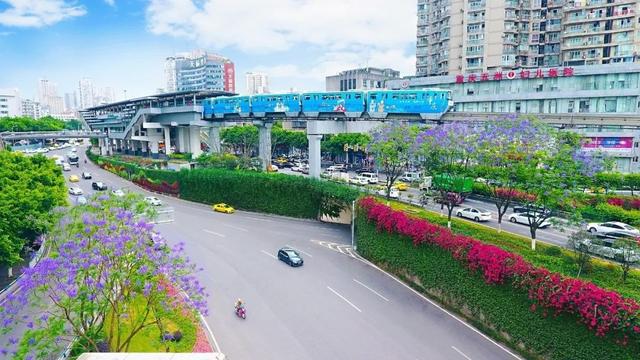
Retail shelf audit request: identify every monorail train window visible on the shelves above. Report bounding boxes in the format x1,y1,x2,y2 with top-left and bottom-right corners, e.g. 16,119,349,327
305,96,311,100
392,95,398,99
355,94,361,99
322,95,328,100
370,94,377,99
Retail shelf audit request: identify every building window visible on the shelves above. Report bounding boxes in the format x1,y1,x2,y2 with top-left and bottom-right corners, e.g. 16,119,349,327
579,100,590,113
568,100,575,113
605,99,617,112
515,102,521,112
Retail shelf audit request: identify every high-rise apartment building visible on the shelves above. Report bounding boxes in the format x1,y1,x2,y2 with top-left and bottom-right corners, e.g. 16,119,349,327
325,67,401,91
0,89,21,117
245,72,269,94
78,78,95,109
562,0,639,66
37,79,64,115
164,50,235,93
416,0,640,76
21,99,43,119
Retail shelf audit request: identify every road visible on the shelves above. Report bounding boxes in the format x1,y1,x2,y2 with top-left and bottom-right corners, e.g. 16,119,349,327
53,148,521,360
280,168,575,248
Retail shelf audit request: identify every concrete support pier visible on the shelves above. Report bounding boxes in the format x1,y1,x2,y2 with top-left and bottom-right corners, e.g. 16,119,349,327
208,123,222,154
256,121,273,171
307,134,322,179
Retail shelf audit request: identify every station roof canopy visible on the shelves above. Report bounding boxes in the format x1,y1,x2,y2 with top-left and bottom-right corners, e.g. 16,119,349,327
83,90,235,112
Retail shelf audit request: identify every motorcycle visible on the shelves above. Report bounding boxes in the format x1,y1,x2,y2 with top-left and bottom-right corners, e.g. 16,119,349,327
235,306,246,319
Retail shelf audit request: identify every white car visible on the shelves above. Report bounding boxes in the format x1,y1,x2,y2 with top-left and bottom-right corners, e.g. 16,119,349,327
349,176,369,186
82,172,92,179
291,164,302,172
62,163,71,171
68,187,83,196
377,188,400,199
456,207,492,222
112,189,125,197
144,196,162,206
579,237,640,262
359,172,379,184
76,196,88,205
508,213,552,228
586,221,640,236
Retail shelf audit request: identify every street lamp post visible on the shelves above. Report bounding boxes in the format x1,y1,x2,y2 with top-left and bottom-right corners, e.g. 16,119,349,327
351,200,356,251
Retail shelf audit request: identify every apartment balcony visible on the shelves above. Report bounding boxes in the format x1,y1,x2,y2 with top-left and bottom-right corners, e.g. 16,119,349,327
466,51,484,57
505,0,519,9
468,2,486,11
565,0,635,11
547,0,564,8
563,40,604,49
467,16,485,24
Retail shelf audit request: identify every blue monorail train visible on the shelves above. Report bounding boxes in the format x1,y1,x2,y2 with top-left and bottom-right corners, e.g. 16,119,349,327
202,89,451,120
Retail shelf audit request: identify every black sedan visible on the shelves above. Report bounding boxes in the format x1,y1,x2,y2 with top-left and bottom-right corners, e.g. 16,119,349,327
92,181,108,191
277,248,304,267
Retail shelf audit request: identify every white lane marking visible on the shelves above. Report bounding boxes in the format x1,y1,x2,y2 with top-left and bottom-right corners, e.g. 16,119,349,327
353,278,389,302
203,229,226,238
220,223,248,232
246,216,274,223
260,250,277,259
451,346,472,360
327,286,362,313
285,244,313,258
356,257,521,359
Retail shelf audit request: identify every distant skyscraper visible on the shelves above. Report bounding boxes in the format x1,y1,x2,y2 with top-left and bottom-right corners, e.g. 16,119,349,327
78,78,95,109
245,72,269,95
95,87,115,105
164,50,235,93
64,92,77,111
37,79,64,115
0,89,22,117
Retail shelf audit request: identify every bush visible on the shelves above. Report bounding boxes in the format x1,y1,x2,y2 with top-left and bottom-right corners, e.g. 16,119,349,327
358,198,640,359
356,213,640,359
178,168,358,219
593,203,640,227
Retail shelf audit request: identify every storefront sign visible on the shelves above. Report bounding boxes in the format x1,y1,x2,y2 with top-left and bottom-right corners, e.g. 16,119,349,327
455,67,574,84
582,137,634,151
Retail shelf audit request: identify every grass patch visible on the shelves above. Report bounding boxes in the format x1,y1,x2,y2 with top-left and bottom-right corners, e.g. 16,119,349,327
386,198,640,301
106,296,197,352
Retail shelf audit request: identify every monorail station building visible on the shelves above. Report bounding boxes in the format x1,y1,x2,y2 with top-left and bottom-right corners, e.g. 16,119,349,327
387,63,640,173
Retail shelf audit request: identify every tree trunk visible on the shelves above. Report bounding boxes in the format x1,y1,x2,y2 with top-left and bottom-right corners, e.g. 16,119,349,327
7,267,12,278
530,227,537,250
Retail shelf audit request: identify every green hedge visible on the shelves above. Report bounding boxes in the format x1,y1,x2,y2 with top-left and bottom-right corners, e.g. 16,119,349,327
389,200,640,301
178,168,358,218
356,214,640,359
88,151,359,219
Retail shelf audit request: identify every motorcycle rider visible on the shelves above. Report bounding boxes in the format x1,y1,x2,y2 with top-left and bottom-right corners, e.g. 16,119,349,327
235,298,244,311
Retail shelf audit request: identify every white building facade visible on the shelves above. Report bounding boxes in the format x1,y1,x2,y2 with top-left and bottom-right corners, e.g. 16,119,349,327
245,72,269,94
0,89,21,117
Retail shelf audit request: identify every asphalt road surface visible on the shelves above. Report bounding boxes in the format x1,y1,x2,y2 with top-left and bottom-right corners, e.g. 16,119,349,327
280,168,576,248
52,148,520,360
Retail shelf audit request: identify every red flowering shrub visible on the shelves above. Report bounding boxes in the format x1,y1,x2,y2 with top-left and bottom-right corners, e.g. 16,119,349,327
630,199,640,210
134,177,180,196
608,198,625,208
359,197,640,341
495,188,537,202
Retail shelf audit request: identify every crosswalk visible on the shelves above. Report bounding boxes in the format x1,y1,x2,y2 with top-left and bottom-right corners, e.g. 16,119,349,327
311,240,359,259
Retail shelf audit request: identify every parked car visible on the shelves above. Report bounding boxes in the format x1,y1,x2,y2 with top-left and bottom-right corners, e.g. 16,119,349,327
82,172,92,179
76,196,87,205
212,203,235,214
267,164,279,172
301,165,309,175
349,176,369,186
377,188,400,199
68,187,83,196
359,172,379,184
92,182,107,191
277,247,304,267
508,213,552,228
111,189,125,197
456,207,492,222
355,167,375,174
513,205,551,216
580,235,640,262
586,221,639,236
69,175,80,182
144,196,162,206
62,163,71,171
400,171,422,182
291,163,303,172
394,182,409,191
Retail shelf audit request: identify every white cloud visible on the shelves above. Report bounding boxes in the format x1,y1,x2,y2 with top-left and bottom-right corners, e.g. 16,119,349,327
104,0,115,6
147,0,415,53
0,0,86,27
147,0,417,89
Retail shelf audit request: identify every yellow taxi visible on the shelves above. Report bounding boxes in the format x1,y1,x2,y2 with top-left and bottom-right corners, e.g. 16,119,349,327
69,175,80,182
395,182,409,191
212,203,235,214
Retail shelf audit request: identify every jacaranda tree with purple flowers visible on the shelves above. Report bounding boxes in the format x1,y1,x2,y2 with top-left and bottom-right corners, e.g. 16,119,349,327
415,122,479,228
368,123,418,199
0,195,208,359
473,116,553,231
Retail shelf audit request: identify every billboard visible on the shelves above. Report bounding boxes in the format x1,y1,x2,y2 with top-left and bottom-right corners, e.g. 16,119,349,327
582,137,634,151
224,62,235,93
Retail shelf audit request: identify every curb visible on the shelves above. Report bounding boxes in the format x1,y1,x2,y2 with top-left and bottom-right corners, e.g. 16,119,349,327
0,237,48,304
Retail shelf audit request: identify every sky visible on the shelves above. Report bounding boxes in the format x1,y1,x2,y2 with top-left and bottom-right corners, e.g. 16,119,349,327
0,0,417,100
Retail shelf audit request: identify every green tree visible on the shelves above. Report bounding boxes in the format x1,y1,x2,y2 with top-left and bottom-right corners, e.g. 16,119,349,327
322,133,371,158
625,173,640,196
64,119,84,130
271,122,308,156
0,151,67,269
220,125,259,156
594,172,625,194
0,116,66,132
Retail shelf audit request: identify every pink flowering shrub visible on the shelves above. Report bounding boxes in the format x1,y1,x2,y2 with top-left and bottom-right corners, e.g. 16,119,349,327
608,197,625,208
359,197,640,341
495,188,537,203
